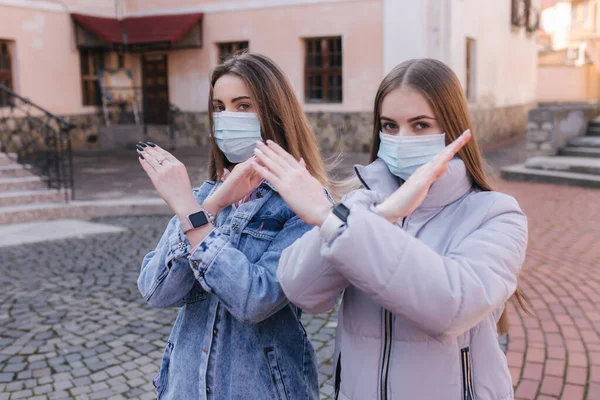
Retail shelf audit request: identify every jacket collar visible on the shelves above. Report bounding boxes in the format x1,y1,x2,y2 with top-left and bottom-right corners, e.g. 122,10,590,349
354,158,473,209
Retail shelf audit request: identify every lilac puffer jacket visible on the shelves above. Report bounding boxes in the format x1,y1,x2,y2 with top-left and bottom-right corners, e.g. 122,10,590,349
277,159,528,400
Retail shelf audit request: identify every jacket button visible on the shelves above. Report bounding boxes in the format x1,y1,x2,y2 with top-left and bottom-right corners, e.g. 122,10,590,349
256,191,263,198
213,329,217,335
206,387,210,393
231,223,239,231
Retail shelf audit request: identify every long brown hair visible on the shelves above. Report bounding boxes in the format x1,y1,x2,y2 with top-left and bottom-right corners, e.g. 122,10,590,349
369,59,529,334
207,53,329,188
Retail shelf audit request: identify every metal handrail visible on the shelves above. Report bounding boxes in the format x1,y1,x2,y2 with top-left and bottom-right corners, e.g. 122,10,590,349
0,84,75,202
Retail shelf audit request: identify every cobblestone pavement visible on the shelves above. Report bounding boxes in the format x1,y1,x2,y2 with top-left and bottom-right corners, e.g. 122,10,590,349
0,215,338,400
493,178,600,400
71,148,368,202
2,139,600,400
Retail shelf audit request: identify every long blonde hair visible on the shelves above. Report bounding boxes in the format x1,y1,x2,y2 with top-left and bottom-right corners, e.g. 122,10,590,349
207,53,329,189
369,59,529,334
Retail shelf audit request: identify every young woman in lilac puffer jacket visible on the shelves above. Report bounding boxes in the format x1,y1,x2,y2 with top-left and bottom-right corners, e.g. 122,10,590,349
252,58,529,400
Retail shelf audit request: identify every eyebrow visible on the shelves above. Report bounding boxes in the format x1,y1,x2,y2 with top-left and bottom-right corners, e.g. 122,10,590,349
232,96,252,102
212,96,252,103
380,115,436,122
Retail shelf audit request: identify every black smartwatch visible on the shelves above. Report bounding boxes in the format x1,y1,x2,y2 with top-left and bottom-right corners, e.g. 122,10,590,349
320,203,350,240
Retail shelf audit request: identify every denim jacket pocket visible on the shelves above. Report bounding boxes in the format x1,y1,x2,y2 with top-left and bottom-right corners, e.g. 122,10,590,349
183,281,207,304
243,216,285,240
239,216,284,262
265,347,290,400
157,341,174,399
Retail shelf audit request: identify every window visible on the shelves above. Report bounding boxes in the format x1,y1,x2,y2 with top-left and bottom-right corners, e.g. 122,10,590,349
0,41,13,107
583,1,591,29
80,49,105,106
465,37,476,103
218,41,249,63
305,37,342,103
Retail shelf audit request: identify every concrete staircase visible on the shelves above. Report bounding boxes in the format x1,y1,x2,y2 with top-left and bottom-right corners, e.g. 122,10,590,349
502,120,600,188
0,152,171,225
0,152,75,224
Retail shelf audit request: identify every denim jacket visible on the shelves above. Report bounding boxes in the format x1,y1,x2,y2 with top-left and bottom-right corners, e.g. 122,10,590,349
138,180,319,400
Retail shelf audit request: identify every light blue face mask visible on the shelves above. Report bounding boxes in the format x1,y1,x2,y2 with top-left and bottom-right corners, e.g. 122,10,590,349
377,132,446,181
213,111,263,163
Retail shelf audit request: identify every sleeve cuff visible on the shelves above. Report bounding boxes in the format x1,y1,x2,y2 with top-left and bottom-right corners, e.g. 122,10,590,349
187,229,228,292
166,227,193,266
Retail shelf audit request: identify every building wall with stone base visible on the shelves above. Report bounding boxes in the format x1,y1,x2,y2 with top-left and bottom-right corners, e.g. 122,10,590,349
62,103,534,154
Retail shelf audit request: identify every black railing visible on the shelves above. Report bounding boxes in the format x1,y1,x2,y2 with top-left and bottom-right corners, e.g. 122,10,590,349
0,85,75,202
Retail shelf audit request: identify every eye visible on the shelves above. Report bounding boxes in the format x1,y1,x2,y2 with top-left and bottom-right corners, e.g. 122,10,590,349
414,122,430,130
214,105,225,112
238,103,251,111
382,122,398,131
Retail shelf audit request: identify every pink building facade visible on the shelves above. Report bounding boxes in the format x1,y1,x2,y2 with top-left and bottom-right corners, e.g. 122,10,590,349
0,0,539,151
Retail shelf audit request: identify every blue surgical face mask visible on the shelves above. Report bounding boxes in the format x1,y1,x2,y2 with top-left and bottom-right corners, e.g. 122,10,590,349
377,132,446,181
213,111,263,163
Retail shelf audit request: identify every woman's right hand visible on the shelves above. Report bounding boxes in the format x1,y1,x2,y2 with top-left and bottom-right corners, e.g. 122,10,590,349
203,157,263,215
376,129,472,221
252,140,333,226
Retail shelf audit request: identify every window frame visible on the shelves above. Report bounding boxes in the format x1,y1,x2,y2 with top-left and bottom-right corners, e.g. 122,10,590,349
217,41,249,64
80,48,105,107
304,36,343,104
0,40,14,107
465,37,477,103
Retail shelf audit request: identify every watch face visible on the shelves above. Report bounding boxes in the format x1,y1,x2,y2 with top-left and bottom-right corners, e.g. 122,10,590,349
189,211,209,228
333,203,350,222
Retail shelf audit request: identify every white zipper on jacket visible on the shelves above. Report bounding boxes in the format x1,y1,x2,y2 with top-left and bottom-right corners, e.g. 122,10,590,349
461,347,474,400
380,310,393,400
378,215,408,400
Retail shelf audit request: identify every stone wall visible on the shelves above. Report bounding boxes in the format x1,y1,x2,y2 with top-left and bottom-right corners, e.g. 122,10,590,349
61,103,535,153
168,105,533,154
526,103,600,156
470,103,535,149
62,113,106,150
168,111,376,153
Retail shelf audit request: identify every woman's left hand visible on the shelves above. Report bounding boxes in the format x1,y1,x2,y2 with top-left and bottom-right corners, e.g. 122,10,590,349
137,143,199,216
252,140,332,226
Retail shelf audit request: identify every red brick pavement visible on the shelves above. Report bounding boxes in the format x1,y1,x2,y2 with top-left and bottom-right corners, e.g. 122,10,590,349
492,176,600,400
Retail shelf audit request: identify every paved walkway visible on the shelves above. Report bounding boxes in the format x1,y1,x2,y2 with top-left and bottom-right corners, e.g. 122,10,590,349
70,147,368,202
1,139,599,399
0,215,338,400
493,178,600,400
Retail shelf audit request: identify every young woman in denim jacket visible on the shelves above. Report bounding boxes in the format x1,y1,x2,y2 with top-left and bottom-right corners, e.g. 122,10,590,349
252,59,529,400
136,53,326,400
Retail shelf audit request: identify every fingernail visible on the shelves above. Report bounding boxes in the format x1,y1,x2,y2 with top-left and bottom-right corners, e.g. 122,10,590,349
136,144,144,151
256,140,265,147
266,139,275,145
147,142,157,147
138,153,145,160
254,148,263,155
138,142,148,148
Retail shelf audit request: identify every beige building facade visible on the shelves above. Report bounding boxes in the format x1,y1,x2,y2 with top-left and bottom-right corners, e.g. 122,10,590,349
0,0,539,152
538,0,600,103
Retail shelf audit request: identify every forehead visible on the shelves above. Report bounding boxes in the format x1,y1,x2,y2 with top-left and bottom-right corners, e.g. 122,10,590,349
380,85,433,120
213,74,251,99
